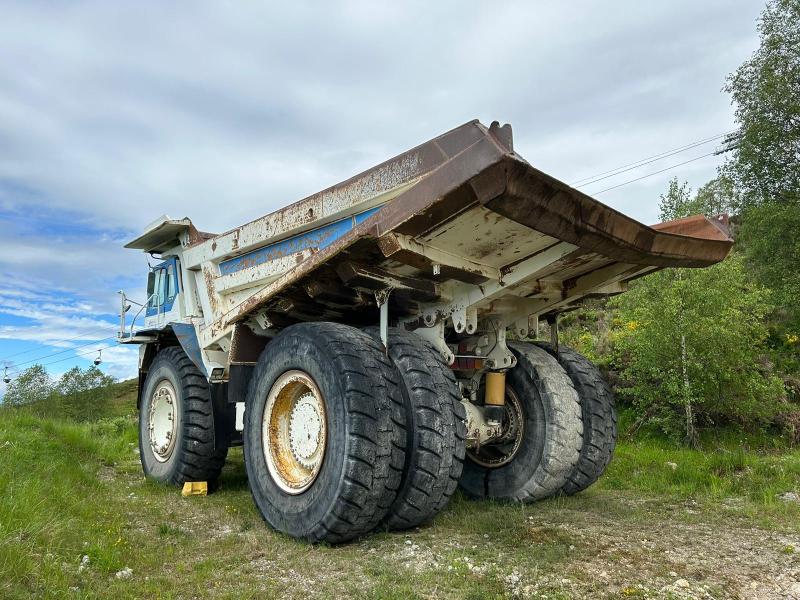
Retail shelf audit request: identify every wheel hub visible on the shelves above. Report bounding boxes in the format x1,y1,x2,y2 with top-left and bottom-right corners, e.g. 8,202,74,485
466,385,525,468
289,393,324,468
263,371,327,494
148,380,178,462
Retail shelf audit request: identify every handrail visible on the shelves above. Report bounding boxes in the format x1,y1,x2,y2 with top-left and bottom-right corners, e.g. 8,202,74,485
131,294,156,338
117,290,155,340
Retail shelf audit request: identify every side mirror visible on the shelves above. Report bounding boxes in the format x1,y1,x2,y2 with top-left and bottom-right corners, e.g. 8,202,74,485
147,271,156,296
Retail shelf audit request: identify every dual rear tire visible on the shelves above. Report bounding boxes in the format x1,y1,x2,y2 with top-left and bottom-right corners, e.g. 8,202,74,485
459,342,583,501
243,323,468,543
535,342,617,495
459,341,617,501
363,327,466,531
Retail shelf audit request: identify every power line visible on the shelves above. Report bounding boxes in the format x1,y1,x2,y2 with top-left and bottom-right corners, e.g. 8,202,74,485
4,336,117,371
571,131,734,187
5,342,120,376
575,134,733,188
0,326,117,362
589,151,721,195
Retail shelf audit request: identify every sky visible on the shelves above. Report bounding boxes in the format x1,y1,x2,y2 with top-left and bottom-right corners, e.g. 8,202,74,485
0,1,763,393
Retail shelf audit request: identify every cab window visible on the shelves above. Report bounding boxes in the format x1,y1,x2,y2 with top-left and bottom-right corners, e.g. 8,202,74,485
166,263,177,301
147,269,163,308
146,258,179,311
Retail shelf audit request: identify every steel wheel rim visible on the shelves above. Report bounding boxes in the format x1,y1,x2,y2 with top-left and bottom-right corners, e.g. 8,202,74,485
262,370,327,494
467,385,525,468
149,380,178,462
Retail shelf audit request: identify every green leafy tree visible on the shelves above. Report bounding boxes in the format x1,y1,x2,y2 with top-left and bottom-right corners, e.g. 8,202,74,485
723,0,800,206
657,179,699,220
613,258,784,444
58,366,115,396
658,177,738,221
55,366,116,421
694,176,738,218
723,0,800,335
739,204,800,327
610,183,785,444
2,365,53,407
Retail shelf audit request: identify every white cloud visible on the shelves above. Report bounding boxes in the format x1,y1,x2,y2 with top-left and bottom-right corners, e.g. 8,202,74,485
0,1,761,232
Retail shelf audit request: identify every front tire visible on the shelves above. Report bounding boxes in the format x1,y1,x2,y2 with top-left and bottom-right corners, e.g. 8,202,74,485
139,346,228,485
459,342,582,502
243,322,406,544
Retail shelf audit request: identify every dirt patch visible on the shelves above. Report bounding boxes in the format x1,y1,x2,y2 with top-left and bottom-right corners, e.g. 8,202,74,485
537,511,800,598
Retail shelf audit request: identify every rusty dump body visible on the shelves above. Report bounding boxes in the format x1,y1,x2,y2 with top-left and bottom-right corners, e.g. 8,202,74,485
125,119,732,372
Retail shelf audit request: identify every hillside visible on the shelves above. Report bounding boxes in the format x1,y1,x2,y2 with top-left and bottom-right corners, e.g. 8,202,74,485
1,381,799,598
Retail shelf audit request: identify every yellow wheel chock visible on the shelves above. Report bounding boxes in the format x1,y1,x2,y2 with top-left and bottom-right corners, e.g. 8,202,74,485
181,481,208,497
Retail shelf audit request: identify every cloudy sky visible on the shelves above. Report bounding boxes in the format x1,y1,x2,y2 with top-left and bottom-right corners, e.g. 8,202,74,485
0,1,762,391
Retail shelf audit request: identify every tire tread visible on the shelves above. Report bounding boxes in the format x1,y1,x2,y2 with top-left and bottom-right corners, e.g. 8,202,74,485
244,322,406,544
534,342,617,495
364,327,467,530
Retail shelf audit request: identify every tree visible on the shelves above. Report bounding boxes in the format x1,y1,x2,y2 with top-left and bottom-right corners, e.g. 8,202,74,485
739,204,800,328
657,177,738,221
55,366,116,421
722,0,800,341
2,365,53,407
58,366,115,396
694,176,738,218
722,0,800,207
609,182,785,444
657,179,698,220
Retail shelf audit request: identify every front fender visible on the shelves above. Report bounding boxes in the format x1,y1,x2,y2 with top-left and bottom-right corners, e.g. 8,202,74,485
134,322,206,409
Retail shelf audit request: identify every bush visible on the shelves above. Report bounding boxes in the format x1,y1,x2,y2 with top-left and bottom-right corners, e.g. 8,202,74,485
611,255,786,444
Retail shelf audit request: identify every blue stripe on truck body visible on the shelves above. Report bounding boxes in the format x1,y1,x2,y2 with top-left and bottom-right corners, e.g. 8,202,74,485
218,204,383,276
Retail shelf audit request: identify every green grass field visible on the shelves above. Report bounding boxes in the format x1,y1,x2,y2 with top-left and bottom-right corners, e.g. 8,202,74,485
1,383,799,599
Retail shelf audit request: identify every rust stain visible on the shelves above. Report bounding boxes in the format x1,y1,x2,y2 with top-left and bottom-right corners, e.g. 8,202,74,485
202,266,219,314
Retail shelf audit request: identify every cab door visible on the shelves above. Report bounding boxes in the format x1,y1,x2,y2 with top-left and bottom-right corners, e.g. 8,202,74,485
144,257,180,329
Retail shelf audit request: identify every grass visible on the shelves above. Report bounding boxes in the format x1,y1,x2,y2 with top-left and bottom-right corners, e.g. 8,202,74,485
1,383,799,598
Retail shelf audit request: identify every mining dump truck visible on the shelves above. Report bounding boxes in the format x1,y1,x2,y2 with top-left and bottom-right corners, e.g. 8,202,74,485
118,120,732,543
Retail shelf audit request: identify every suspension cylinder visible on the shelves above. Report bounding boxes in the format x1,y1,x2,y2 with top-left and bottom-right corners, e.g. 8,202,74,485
485,371,506,406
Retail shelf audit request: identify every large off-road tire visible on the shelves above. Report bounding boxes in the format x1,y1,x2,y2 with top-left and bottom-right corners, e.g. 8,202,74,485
243,322,406,544
364,327,467,530
535,343,617,495
459,342,582,502
139,346,228,485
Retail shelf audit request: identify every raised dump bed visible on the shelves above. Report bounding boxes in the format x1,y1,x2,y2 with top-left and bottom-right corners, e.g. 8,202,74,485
120,120,732,543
